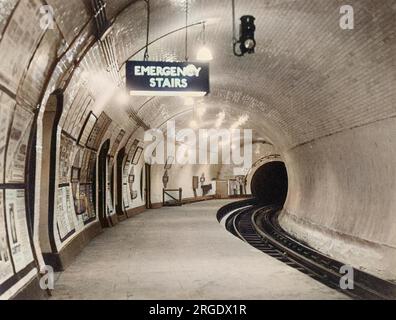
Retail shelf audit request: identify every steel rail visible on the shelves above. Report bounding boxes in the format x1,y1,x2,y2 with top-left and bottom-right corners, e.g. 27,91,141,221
218,200,396,300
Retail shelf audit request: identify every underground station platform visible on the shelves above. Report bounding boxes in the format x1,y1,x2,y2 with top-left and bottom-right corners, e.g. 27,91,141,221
51,200,347,300
0,0,395,314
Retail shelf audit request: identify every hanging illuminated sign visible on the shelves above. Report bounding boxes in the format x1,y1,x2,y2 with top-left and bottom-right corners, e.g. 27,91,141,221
126,61,210,97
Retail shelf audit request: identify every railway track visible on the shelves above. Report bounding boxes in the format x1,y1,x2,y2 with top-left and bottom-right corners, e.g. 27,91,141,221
218,200,396,300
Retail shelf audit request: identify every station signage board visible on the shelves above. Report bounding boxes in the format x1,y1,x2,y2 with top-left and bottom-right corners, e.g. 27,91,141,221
126,61,210,97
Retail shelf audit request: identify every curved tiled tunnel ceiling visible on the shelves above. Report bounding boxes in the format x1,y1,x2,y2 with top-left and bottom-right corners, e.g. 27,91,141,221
31,0,395,147
0,0,395,298
117,0,395,147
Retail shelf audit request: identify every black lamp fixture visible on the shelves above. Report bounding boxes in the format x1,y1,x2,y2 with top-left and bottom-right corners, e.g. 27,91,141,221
238,15,256,55
232,1,256,57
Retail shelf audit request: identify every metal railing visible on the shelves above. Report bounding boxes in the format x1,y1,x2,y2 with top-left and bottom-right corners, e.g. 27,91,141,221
163,188,183,207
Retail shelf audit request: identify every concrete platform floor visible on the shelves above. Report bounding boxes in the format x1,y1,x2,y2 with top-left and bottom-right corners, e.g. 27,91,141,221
52,200,348,300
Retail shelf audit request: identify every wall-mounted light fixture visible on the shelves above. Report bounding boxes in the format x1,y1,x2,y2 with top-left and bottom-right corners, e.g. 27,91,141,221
232,0,256,57
237,15,256,55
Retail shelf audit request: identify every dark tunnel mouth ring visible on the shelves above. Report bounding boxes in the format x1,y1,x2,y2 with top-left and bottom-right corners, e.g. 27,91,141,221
250,161,289,207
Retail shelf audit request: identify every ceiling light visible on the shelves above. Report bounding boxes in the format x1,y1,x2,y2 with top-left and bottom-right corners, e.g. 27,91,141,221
196,22,213,61
232,12,257,57
197,46,213,61
190,120,198,129
243,38,256,50
238,15,256,55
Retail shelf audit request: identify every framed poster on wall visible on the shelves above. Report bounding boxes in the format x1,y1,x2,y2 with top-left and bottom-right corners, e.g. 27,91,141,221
70,97,93,140
109,129,126,158
132,147,143,165
71,167,80,182
80,149,91,183
78,112,97,147
0,94,15,183
86,112,112,151
106,187,114,216
126,139,139,162
0,190,14,284
62,88,94,141
5,189,34,273
123,183,130,209
56,187,76,242
82,184,96,224
59,134,74,185
0,0,45,93
6,105,34,183
87,151,96,183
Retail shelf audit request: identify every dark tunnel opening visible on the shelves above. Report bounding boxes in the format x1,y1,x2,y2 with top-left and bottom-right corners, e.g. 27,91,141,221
251,161,289,207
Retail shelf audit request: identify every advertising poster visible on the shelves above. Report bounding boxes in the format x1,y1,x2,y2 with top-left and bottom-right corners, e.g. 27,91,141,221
0,1,18,36
5,190,34,273
109,130,125,158
87,151,96,183
132,147,143,165
80,149,97,184
56,187,76,242
62,88,93,139
0,190,14,284
122,162,131,209
58,135,74,185
129,165,138,202
0,94,15,183
79,149,90,183
81,184,96,224
86,185,95,218
80,186,89,223
124,137,134,157
78,112,97,147
107,161,114,216
0,0,44,93
123,162,130,183
86,112,112,151
63,88,86,134
126,140,139,162
106,161,113,216
70,97,92,140
106,183,114,216
71,180,80,213
5,105,33,183
123,183,130,209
